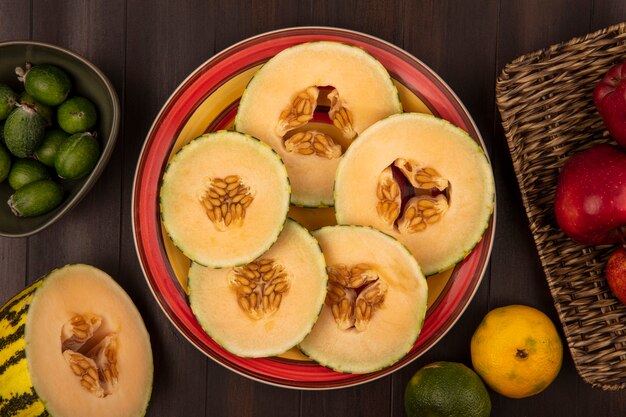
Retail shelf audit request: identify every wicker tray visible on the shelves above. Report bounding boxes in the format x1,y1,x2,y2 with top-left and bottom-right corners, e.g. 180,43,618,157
496,22,626,390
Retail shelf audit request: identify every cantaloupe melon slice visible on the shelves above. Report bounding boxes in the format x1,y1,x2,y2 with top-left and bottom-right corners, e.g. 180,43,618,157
335,113,495,275
0,264,152,417
160,131,290,268
189,219,327,357
299,225,428,374
235,41,402,207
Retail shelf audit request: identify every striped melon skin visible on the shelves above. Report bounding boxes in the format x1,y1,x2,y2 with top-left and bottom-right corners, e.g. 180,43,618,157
0,281,47,416
0,265,152,417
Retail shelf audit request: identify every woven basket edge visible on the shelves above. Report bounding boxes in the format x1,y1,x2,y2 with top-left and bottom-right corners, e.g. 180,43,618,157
493,21,626,390
495,21,626,101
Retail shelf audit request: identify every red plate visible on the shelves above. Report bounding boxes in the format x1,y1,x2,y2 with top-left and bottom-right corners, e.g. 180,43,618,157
132,27,496,389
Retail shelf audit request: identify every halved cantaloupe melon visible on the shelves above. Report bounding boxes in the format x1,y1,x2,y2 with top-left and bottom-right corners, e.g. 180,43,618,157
189,219,327,357
299,225,428,374
0,264,152,417
235,41,402,207
335,113,495,275
160,131,290,268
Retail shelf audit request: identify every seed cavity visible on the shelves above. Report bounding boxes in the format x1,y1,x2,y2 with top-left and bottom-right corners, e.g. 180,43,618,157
201,175,254,231
284,130,342,159
325,264,387,332
328,88,356,140
376,158,450,233
61,314,118,398
276,87,319,137
397,195,448,233
61,313,102,351
276,87,355,158
376,167,401,226
394,158,448,192
229,259,290,319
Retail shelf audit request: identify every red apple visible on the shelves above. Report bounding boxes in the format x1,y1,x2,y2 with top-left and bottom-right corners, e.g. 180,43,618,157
554,143,626,245
594,61,626,147
606,247,626,304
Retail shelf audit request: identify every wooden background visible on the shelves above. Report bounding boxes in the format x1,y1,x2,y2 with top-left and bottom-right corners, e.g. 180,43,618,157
2,0,626,415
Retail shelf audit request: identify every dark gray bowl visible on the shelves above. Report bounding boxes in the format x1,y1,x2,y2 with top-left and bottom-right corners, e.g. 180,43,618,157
0,41,120,237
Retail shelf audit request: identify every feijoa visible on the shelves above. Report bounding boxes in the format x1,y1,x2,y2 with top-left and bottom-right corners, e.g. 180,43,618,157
8,159,50,190
35,129,69,167
22,64,71,106
57,97,98,133
0,121,5,145
19,91,54,126
0,144,11,183
55,132,100,179
8,179,63,217
0,84,18,120
4,105,45,158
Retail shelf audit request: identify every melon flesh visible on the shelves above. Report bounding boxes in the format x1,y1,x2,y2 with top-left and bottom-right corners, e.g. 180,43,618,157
299,226,428,374
160,131,291,268
235,41,402,207
334,113,495,275
189,219,327,357
0,264,153,417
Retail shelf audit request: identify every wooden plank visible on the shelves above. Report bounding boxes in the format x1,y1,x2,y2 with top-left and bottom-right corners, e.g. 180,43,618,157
310,0,403,45
402,0,500,151
122,1,215,416
205,366,301,417
0,0,31,41
214,0,311,51
0,1,30,300
302,378,392,417
591,1,626,31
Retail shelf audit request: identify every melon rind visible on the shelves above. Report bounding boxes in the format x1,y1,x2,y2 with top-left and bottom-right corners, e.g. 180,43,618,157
160,131,291,268
235,41,402,207
334,113,495,276
0,264,153,417
188,219,328,358
299,225,428,374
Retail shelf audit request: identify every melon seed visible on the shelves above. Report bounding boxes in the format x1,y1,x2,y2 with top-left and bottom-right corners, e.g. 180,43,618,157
284,130,342,159
0,83,18,120
229,259,290,319
201,175,254,231
275,86,319,136
61,315,119,398
376,159,451,233
328,89,356,140
8,179,63,217
61,313,102,351
4,105,45,158
326,263,387,331
376,167,402,225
